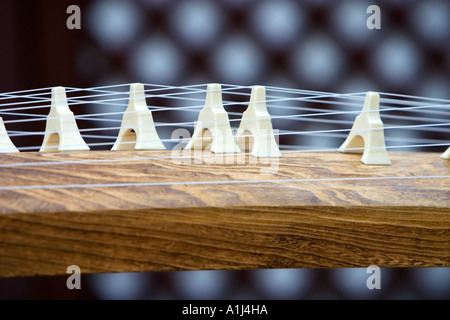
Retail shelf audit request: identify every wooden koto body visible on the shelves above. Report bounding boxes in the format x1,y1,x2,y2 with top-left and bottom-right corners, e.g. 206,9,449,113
0,150,448,277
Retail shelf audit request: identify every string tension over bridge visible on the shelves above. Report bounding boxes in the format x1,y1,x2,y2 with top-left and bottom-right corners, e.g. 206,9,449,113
3,82,446,164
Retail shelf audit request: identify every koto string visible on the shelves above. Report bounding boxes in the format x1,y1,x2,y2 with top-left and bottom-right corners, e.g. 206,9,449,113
0,89,365,111
3,122,449,151
0,83,448,177
1,102,447,128
1,95,449,126
0,143,448,168
0,175,447,192
2,82,450,106
6,130,444,145
1,85,448,116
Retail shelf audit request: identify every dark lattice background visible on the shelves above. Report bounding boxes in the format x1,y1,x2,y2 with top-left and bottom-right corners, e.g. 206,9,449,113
0,0,449,299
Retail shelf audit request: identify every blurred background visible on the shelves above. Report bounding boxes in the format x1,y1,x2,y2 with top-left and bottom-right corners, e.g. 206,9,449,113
2,0,450,95
0,0,449,299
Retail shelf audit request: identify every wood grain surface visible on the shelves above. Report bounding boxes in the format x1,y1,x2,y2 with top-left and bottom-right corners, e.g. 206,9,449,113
0,150,448,277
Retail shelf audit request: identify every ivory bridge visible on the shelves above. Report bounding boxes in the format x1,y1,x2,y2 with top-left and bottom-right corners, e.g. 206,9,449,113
0,83,448,277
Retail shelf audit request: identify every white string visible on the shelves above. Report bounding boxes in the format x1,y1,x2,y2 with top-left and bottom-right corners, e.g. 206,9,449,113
0,90,361,117
2,104,446,131
2,82,450,111
1,142,448,167
4,121,449,151
63,134,445,148
76,133,445,146
278,133,445,145
2,96,449,127
0,111,47,119
0,175,447,191
0,84,447,193
0,84,253,109
264,84,450,104
0,86,54,98
1,86,449,120
222,84,450,112
1,84,448,168
1,96,448,141
378,92,450,104
0,83,130,103
264,85,353,96
6,119,449,139
266,87,450,112
0,82,132,101
6,112,444,136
